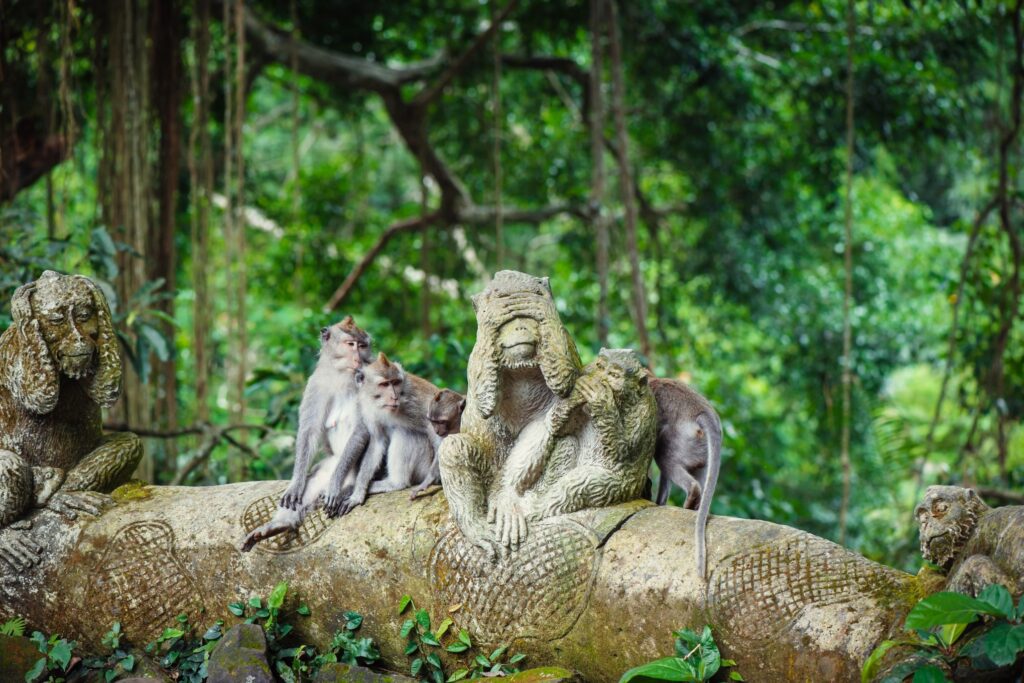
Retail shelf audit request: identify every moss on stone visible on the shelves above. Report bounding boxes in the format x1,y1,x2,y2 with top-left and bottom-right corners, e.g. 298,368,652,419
112,480,152,502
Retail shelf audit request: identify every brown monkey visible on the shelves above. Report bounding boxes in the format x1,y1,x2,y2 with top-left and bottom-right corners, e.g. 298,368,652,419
324,353,440,516
408,389,466,499
0,271,142,570
240,317,371,552
649,377,723,580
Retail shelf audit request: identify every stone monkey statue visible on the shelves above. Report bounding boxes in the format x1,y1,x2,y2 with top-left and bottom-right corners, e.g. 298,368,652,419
0,271,142,570
439,271,656,558
325,352,439,517
916,486,1023,597
492,348,657,551
649,377,723,580
409,388,466,500
240,317,372,552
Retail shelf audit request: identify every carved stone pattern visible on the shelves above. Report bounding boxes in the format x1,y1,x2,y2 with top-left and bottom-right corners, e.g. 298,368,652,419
241,491,328,555
89,521,204,643
707,532,902,643
429,518,599,642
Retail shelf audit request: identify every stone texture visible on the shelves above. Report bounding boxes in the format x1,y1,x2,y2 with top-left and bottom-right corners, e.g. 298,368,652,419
0,482,929,682
0,633,43,681
206,623,273,683
314,661,416,682
507,667,582,682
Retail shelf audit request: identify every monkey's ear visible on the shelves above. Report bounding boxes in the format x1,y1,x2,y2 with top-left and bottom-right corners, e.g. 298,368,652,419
8,284,59,415
459,398,467,412
320,326,331,343
377,351,390,366
341,315,354,326
76,275,122,408
434,393,442,402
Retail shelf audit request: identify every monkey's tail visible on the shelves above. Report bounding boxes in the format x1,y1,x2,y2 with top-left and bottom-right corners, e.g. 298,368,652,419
695,411,722,582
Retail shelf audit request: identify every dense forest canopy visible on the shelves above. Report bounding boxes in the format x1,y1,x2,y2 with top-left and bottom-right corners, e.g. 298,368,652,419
0,0,1021,571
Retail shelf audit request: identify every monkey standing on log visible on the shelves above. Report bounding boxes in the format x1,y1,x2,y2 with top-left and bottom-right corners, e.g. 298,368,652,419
409,388,466,499
324,352,441,516
649,377,723,580
240,317,372,552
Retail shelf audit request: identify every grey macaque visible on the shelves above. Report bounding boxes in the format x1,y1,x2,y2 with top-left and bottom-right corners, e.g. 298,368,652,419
240,317,371,552
326,353,440,517
649,377,723,581
408,388,466,499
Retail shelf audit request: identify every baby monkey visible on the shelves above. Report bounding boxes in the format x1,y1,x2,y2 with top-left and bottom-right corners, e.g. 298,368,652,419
409,388,466,499
650,377,723,581
240,316,371,552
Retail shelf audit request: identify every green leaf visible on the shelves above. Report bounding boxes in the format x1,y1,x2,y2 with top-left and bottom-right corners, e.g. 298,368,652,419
619,657,698,683
137,322,171,361
981,622,1024,666
861,639,900,683
475,654,492,667
729,673,745,682
458,629,472,647
411,657,424,676
24,657,46,683
297,604,311,616
344,611,363,630
1017,595,1024,621
427,652,443,669
509,653,526,664
445,642,470,653
911,665,949,683
422,632,441,647
447,669,469,682
435,617,453,640
398,594,412,614
415,609,431,631
405,641,419,656
49,640,73,670
1,617,26,637
400,619,415,639
489,645,508,661
30,631,47,653
228,602,246,617
905,592,1003,630
268,581,288,610
248,596,262,609
938,622,968,648
121,654,135,672
977,584,1014,619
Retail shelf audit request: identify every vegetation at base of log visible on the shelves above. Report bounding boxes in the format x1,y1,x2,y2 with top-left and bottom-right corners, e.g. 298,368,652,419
82,622,137,682
2,617,27,637
618,626,743,683
397,594,526,681
24,631,76,683
145,613,222,683
861,584,1024,682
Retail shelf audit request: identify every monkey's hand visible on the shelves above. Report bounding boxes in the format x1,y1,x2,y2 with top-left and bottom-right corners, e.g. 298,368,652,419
280,481,307,511
45,491,112,521
326,490,365,518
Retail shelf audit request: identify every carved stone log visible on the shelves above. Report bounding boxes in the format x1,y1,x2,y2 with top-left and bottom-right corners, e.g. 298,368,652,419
0,482,927,683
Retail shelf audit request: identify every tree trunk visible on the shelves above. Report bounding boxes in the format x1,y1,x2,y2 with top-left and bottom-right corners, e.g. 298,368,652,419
589,0,610,348
0,485,925,683
606,0,652,361
839,0,856,545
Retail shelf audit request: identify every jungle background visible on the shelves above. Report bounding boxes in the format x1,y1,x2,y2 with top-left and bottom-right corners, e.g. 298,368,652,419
1,0,1021,572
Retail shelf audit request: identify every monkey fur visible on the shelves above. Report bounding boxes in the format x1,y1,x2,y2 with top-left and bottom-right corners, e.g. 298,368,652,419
408,388,466,499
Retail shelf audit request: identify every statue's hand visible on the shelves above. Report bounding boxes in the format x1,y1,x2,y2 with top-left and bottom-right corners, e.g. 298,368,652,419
46,491,111,520
577,374,615,414
280,481,306,511
487,491,528,552
0,531,42,571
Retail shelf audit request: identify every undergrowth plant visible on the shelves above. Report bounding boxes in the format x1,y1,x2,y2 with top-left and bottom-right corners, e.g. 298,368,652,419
618,626,743,683
24,631,76,683
861,584,1024,683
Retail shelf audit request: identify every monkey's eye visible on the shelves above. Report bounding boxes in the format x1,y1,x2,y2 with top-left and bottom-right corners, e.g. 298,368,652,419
74,306,93,321
358,343,368,349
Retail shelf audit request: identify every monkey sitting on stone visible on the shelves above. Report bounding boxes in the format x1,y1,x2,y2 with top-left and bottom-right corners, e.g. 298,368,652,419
240,316,372,552
0,271,142,571
324,353,441,517
408,389,466,500
648,376,722,580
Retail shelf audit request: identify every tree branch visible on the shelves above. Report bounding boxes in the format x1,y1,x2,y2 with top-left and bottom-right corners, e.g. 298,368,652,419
501,54,589,89
976,486,1024,505
413,0,519,107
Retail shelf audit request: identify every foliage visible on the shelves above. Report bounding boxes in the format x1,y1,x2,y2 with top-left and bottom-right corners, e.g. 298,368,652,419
24,631,76,683
81,622,137,682
2,616,27,637
145,613,221,683
618,626,743,683
397,594,525,682
861,585,1024,682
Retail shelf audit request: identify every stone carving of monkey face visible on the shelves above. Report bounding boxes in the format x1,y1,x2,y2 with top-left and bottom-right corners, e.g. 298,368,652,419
915,486,987,568
497,317,540,367
32,276,101,380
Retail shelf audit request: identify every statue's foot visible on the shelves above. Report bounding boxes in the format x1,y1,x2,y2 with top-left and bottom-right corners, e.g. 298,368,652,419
46,491,112,520
0,532,42,572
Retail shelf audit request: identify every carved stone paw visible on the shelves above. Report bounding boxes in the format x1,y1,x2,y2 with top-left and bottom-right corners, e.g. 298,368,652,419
0,531,43,572
46,491,112,520
487,492,528,552
948,555,1016,598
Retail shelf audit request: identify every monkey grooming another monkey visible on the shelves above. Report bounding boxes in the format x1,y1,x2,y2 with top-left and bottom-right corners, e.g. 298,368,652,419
408,388,466,499
240,317,372,552
650,377,723,580
326,353,440,516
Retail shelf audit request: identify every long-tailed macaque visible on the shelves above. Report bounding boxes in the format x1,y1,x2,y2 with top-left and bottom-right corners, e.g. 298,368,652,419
649,377,723,580
408,389,466,499
324,353,439,517
239,317,371,552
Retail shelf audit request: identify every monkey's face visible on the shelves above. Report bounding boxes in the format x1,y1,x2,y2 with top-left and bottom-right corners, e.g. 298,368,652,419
361,357,405,414
915,486,984,568
33,278,101,379
497,317,540,367
321,316,372,372
429,389,466,437
32,466,66,505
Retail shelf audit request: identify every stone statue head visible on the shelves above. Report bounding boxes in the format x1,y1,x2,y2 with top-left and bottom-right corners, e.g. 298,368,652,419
468,271,582,418
915,485,989,568
6,271,121,414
